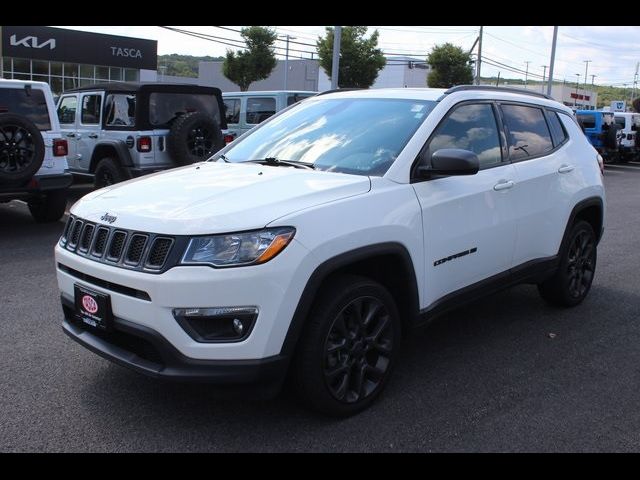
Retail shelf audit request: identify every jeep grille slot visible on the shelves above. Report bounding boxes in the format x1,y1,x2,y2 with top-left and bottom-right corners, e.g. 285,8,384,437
125,234,148,266
79,223,95,252
146,237,173,269
107,231,127,261
92,227,110,257
69,219,83,248
61,215,178,273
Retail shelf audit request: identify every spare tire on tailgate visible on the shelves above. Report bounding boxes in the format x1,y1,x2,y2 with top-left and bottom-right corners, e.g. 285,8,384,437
167,111,224,166
0,113,45,186
603,124,619,151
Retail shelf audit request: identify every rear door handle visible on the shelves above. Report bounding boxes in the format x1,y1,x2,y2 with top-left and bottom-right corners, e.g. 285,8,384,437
493,180,515,191
558,164,575,173
88,134,98,139
66,133,76,138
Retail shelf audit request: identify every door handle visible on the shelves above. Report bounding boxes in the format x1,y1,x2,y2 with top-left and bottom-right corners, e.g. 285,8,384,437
66,133,76,138
493,180,515,191
88,134,98,139
558,164,575,173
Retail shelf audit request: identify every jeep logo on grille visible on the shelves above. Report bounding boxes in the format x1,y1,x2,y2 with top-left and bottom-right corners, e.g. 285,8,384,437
100,213,117,224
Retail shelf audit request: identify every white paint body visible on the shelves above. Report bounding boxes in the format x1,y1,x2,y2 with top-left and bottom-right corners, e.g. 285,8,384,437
55,88,605,361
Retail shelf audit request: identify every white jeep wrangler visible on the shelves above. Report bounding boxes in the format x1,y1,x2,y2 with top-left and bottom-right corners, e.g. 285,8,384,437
0,79,71,222
55,86,605,416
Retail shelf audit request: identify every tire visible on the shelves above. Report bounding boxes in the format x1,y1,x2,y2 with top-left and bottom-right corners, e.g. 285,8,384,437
0,113,45,186
538,220,597,307
167,111,224,166
27,189,67,223
94,157,128,189
603,124,619,151
292,274,402,417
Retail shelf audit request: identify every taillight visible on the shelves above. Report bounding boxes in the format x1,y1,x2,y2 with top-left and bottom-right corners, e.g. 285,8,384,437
224,134,235,144
137,136,152,152
53,138,68,156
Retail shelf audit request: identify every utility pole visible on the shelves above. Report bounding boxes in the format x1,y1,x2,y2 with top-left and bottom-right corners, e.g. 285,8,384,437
495,71,500,86
476,26,483,85
591,74,597,110
330,26,342,90
547,26,558,97
583,60,591,100
633,62,639,103
283,34,296,90
524,61,531,87
541,65,548,93
575,74,581,107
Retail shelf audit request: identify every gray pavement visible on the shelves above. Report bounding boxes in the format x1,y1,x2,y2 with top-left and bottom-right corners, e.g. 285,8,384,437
1,163,640,452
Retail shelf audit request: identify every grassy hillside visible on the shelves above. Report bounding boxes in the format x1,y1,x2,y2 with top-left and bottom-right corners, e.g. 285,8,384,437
157,54,225,78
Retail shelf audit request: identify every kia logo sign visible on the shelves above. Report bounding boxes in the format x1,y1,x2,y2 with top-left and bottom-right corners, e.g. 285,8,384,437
82,295,99,314
10,34,56,50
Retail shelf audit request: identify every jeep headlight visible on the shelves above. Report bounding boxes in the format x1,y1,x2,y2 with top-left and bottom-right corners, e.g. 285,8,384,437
181,227,295,267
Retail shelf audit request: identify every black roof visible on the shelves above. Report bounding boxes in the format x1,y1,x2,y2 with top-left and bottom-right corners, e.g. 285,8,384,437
63,82,220,95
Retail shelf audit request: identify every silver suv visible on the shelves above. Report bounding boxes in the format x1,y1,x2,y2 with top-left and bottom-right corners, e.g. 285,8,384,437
56,82,227,188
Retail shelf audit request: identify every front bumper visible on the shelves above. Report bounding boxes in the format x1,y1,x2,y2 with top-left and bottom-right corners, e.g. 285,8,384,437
61,295,288,388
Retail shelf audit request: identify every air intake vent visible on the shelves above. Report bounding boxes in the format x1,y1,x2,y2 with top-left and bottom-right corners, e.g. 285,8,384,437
125,234,148,265
91,227,110,257
146,237,173,269
69,220,83,248
107,231,127,261
79,223,95,252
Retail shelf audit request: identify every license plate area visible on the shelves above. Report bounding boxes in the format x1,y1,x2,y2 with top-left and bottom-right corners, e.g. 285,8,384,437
74,284,113,331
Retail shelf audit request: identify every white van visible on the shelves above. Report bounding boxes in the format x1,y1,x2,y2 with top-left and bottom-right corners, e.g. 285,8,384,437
222,90,316,142
613,112,640,162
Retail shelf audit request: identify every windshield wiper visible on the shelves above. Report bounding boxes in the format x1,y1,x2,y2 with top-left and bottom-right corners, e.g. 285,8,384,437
246,157,315,170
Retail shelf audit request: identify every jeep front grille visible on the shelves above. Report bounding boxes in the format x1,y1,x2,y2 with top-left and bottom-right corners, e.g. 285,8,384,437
59,215,179,273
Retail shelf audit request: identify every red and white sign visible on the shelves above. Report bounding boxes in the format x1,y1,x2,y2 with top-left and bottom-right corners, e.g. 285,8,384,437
81,295,99,314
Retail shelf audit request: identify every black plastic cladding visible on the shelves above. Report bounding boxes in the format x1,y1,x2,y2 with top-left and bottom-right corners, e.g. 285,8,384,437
59,215,187,274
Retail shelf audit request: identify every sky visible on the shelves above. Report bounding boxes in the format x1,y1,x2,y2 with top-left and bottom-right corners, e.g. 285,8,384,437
54,26,640,88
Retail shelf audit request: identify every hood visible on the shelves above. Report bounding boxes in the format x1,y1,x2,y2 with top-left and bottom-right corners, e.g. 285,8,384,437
71,162,371,234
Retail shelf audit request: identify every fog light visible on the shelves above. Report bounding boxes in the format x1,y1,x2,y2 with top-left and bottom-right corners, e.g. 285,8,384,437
172,307,257,343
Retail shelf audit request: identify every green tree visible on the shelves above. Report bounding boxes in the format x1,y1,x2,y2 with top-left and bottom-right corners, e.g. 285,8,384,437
427,43,474,88
317,26,386,89
223,26,278,91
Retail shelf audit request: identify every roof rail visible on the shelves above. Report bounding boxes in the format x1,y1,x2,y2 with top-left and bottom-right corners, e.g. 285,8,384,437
443,85,553,100
315,88,363,96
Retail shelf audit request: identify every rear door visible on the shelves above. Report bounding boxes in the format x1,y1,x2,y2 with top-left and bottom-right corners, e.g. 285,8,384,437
504,104,572,266
57,94,80,169
76,92,103,172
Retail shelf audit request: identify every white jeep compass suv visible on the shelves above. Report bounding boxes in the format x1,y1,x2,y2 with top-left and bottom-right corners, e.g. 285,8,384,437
55,86,605,416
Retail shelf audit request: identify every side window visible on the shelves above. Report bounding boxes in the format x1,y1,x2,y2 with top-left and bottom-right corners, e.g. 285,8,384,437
287,94,313,106
246,97,276,125
501,104,554,161
576,114,595,130
104,94,136,127
546,111,568,147
224,98,240,124
427,103,502,169
81,94,102,125
57,96,77,125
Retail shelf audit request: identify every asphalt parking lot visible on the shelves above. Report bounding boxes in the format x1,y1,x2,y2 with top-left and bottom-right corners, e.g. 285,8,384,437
1,164,640,452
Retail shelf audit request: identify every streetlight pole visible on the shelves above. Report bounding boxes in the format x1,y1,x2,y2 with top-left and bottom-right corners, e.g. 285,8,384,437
541,65,548,93
583,60,591,99
331,26,341,89
575,73,581,107
524,61,531,87
283,34,296,90
547,26,558,96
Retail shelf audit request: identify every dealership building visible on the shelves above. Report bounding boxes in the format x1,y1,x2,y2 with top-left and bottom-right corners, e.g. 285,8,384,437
0,26,158,94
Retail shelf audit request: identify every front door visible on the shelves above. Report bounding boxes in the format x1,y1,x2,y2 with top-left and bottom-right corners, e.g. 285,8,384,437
411,102,519,306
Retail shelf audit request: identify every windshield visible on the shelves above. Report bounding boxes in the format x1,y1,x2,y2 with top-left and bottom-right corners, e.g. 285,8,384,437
217,97,436,176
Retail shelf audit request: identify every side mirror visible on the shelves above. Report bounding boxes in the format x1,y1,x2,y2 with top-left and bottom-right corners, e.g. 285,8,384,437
417,149,480,178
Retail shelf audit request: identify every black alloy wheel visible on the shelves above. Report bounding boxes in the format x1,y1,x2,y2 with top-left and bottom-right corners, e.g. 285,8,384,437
565,228,596,300
0,124,36,174
323,296,393,404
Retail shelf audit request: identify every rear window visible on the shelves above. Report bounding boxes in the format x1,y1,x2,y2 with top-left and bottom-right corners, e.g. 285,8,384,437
576,114,595,129
0,87,51,130
246,97,276,124
546,111,568,147
149,93,221,127
614,116,626,129
501,104,554,160
104,93,136,127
